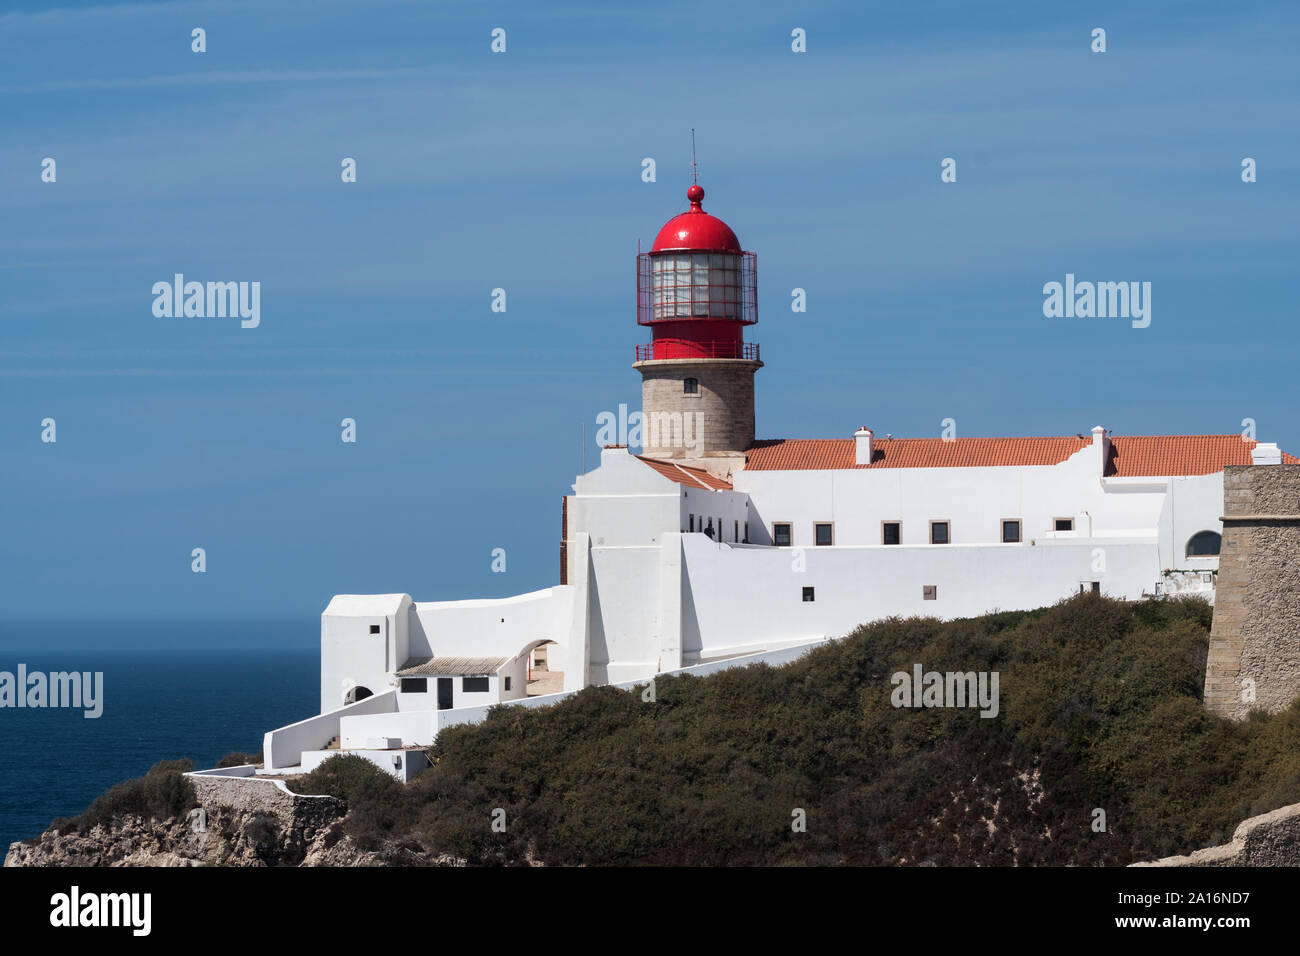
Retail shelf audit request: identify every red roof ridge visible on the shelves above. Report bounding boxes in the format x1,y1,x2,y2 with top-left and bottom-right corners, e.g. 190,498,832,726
635,455,733,491
744,434,1296,476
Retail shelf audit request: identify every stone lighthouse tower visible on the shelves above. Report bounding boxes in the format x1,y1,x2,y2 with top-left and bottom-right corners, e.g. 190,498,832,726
634,183,761,478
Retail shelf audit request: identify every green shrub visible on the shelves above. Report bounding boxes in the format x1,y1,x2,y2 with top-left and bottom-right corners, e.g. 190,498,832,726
287,754,415,851
75,758,196,832
74,594,1300,866
216,751,262,768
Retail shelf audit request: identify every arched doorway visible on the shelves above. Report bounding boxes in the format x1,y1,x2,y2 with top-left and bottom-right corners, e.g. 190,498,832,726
519,639,562,697
344,685,373,705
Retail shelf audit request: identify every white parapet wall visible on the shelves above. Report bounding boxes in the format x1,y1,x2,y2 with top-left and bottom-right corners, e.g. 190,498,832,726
264,639,828,781
679,534,1160,661
262,689,398,770
340,710,437,749
300,747,429,783
432,639,828,736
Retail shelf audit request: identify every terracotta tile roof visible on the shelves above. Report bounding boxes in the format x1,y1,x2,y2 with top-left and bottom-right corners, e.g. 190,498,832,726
1106,436,1298,476
636,456,733,490
744,435,1296,477
745,437,1090,471
398,656,509,676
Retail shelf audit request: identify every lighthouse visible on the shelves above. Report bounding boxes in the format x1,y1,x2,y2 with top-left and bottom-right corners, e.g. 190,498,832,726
634,183,761,477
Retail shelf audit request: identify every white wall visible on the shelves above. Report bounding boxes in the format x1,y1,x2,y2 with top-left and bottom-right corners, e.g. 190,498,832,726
1163,473,1224,571
500,653,529,701
679,533,1159,657
340,710,437,749
732,441,1165,548
301,747,429,782
319,594,411,714
431,640,828,735
410,587,575,664
679,487,751,543
263,689,397,769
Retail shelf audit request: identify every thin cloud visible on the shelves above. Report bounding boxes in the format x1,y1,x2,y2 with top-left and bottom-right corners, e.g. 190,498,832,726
0,66,445,96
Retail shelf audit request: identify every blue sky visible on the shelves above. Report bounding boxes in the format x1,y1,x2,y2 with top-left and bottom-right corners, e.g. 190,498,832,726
1,0,1296,638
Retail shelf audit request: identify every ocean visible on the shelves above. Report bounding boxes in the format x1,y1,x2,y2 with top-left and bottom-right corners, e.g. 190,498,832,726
0,627,319,853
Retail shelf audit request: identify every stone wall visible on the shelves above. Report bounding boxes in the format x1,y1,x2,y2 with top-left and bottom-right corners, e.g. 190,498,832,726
636,357,760,460
1133,800,1300,867
189,773,339,822
1203,464,1300,719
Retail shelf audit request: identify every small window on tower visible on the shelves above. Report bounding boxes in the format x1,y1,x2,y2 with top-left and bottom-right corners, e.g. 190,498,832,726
1002,520,1021,543
369,624,381,635
882,521,901,545
683,377,699,395
773,523,792,547
930,521,950,545
802,587,815,602
815,523,833,546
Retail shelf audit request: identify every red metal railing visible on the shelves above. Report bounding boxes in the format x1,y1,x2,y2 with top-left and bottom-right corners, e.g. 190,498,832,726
635,340,760,361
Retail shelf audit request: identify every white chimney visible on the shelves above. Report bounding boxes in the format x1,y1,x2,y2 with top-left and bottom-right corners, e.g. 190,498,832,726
1091,425,1110,474
854,426,874,465
1251,441,1282,466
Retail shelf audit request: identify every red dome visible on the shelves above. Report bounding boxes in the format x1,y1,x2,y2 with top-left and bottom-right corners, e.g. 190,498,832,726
650,185,741,253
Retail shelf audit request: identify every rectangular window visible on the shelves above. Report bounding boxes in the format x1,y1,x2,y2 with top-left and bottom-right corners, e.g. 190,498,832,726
504,676,512,691
1079,581,1101,594
462,676,489,693
1055,518,1074,532
743,522,749,544
773,522,792,546
923,585,937,601
369,624,381,635
930,521,950,545
689,514,695,532
734,520,739,542
802,587,815,602
814,522,833,546
882,521,901,545
1002,520,1021,543
399,677,427,693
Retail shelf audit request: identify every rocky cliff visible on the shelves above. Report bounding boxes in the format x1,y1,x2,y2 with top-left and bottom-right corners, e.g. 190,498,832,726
4,773,448,868
1132,800,1300,867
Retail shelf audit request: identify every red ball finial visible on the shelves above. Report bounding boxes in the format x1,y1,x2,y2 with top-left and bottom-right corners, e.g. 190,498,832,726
686,184,705,207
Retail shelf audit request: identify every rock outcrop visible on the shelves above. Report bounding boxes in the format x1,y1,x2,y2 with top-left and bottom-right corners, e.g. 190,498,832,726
4,771,453,867
1133,800,1300,867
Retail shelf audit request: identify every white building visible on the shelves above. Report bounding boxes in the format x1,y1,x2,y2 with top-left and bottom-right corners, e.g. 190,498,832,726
258,183,1295,776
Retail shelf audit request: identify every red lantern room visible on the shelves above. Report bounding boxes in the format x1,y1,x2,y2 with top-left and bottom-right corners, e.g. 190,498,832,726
635,184,758,362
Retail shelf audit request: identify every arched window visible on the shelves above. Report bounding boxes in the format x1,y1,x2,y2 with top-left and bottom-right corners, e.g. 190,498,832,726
1186,531,1222,557
344,685,373,705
